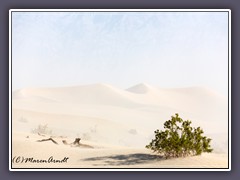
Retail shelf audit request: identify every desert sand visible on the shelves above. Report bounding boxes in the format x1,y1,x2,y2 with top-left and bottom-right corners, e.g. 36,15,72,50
11,83,229,169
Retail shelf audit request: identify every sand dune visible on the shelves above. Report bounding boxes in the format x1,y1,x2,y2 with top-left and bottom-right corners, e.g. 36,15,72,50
12,132,228,169
11,83,229,169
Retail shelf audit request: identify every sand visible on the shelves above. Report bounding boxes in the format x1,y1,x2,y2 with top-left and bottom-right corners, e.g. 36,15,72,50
11,83,229,169
12,132,228,169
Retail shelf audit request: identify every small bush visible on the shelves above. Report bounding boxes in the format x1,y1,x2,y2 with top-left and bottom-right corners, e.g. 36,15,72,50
146,113,213,158
31,124,53,135
18,117,28,123
128,129,138,135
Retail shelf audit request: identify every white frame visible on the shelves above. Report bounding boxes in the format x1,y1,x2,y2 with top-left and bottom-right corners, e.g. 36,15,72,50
9,9,231,171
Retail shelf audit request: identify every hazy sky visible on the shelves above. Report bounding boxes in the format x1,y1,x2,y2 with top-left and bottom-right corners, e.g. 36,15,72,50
12,11,229,96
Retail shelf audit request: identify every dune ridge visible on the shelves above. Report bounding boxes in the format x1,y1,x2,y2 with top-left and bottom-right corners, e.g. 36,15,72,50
12,83,229,168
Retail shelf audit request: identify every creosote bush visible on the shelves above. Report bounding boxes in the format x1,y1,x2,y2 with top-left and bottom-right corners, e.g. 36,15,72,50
146,113,213,158
31,124,53,135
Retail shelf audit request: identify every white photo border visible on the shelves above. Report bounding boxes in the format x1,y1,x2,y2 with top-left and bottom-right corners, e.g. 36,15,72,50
9,9,231,171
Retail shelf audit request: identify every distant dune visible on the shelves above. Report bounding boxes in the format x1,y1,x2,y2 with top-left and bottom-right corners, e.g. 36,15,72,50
11,83,229,168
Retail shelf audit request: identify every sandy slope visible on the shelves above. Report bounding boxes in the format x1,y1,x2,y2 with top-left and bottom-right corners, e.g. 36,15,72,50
12,132,228,169
11,83,229,169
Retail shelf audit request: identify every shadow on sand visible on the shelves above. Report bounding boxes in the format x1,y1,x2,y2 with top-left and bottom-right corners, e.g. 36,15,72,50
81,153,163,166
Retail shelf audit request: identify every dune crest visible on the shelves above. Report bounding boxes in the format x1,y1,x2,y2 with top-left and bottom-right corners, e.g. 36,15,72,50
126,83,155,94
12,83,228,152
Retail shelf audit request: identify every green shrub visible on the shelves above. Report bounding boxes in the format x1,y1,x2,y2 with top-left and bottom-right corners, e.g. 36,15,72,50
146,113,213,158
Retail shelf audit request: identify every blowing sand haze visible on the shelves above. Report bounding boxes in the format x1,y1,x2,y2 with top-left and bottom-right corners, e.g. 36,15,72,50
11,83,229,169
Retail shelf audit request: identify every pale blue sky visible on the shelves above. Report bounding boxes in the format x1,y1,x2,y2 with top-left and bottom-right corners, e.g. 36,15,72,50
12,11,229,96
